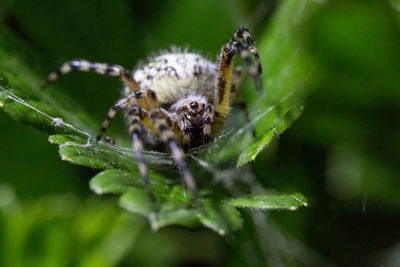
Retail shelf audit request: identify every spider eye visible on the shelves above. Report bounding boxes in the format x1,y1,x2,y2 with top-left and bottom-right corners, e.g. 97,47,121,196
189,101,198,109
182,105,188,111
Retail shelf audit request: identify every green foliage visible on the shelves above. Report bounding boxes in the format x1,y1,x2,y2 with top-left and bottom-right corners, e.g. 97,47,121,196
0,185,144,267
226,192,307,210
237,127,276,167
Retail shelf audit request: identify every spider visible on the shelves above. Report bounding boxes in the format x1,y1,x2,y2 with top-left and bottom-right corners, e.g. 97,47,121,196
42,27,262,203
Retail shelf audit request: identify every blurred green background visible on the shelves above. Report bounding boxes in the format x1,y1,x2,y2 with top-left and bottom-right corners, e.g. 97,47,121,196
1,0,400,266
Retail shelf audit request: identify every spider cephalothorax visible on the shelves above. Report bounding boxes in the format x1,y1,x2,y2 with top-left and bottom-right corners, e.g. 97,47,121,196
168,94,213,147
43,27,262,202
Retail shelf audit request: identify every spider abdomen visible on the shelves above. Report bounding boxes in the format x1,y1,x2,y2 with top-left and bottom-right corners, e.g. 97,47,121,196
132,52,216,104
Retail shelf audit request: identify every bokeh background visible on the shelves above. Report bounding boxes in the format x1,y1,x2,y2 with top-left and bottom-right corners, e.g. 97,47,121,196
1,0,400,266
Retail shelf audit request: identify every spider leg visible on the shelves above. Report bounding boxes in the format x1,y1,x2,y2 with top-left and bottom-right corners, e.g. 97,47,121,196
149,109,200,201
214,45,235,120
235,27,262,74
214,28,262,123
236,44,263,91
202,103,215,143
42,59,141,92
96,89,159,141
96,91,157,201
127,104,155,202
97,93,136,141
177,113,191,146
233,28,263,91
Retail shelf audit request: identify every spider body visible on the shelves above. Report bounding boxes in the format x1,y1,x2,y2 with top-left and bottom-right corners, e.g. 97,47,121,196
131,52,218,147
43,28,262,203
133,53,216,103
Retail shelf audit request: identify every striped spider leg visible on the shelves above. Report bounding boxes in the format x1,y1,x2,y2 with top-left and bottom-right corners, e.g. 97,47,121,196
214,27,263,127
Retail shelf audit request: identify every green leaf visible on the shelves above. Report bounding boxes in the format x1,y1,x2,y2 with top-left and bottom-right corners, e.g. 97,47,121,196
90,169,142,195
0,0,313,234
154,205,200,229
119,188,156,218
198,200,243,235
237,127,276,167
226,193,308,211
237,103,305,167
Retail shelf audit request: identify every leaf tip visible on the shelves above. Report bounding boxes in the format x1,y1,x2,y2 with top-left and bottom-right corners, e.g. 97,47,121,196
236,127,276,168
290,193,308,207
149,212,159,232
90,184,103,195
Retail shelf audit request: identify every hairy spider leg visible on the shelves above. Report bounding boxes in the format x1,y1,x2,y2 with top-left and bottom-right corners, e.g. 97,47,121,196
234,28,263,91
149,109,201,201
214,28,263,124
236,43,263,92
214,46,234,120
41,59,141,92
203,103,215,143
128,104,156,202
235,27,263,75
96,92,157,202
96,89,159,141
97,96,131,144
179,113,191,146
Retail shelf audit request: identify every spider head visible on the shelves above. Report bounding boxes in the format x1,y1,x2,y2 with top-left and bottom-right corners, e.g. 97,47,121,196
169,94,213,146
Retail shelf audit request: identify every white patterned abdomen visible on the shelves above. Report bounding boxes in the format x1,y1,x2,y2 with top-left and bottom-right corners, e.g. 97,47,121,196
132,53,216,104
